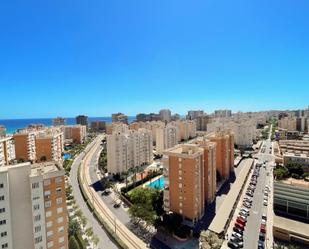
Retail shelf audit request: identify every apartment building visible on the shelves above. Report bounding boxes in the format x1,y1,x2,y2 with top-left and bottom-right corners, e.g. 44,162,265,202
75,115,88,126
187,110,204,120
156,124,178,155
13,130,37,162
135,113,160,122
0,126,6,137
283,153,309,171
173,120,197,142
52,117,66,126
64,125,87,144
159,109,172,123
163,144,205,224
35,129,64,162
106,123,129,135
0,136,15,167
214,109,232,118
278,117,297,131
90,121,106,132
107,128,153,174
112,113,128,124
196,115,211,132
129,121,165,144
206,131,234,181
0,162,68,249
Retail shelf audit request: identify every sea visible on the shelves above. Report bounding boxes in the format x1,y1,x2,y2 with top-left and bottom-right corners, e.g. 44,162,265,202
0,117,135,134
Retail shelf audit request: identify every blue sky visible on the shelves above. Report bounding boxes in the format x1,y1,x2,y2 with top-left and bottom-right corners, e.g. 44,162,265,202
0,0,309,119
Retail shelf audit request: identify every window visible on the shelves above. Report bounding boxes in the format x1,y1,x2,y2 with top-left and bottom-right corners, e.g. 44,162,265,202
46,221,52,228
46,211,52,217
34,226,41,233
0,232,7,237
33,204,40,211
45,201,51,208
35,236,42,244
57,207,63,214
0,208,5,213
57,217,63,224
44,179,51,186
59,236,64,243
0,220,6,225
55,177,63,184
0,184,3,188
44,190,51,197
32,182,39,189
33,196,40,201
0,196,4,201
56,187,62,194
34,215,41,222
56,198,62,205
47,230,53,237
47,241,53,248
1,243,8,249
58,226,64,233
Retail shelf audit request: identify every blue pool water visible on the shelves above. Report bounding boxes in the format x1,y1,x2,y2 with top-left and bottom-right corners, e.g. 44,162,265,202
63,153,71,160
147,176,164,190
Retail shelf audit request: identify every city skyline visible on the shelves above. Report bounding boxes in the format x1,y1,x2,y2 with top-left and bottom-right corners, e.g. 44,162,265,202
1,0,309,118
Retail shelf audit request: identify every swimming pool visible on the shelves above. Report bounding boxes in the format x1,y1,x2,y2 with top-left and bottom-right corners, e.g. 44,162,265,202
63,153,71,160
147,176,164,190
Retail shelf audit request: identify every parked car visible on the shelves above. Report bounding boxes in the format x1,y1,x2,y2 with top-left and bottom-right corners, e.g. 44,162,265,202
263,200,268,206
232,232,243,241
259,232,266,241
258,240,265,249
236,217,247,225
260,224,266,234
235,222,245,230
113,203,121,208
233,227,244,235
228,241,240,249
230,237,244,248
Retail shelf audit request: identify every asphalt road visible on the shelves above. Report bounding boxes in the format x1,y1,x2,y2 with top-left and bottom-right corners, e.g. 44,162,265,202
243,132,274,249
69,137,118,249
88,144,131,226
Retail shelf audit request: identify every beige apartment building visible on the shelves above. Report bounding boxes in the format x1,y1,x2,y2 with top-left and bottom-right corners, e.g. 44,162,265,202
112,113,128,124
129,121,165,144
0,162,68,249
206,131,234,181
63,125,87,144
163,144,205,224
172,120,197,142
107,128,153,174
13,130,37,162
106,122,129,135
156,124,179,155
159,109,172,123
278,117,297,131
0,136,15,167
52,117,66,126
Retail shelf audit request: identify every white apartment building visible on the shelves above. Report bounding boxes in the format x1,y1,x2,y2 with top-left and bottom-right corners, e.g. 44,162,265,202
0,137,15,167
187,110,204,120
107,128,153,174
156,124,179,155
207,119,256,148
0,162,68,249
172,120,197,142
214,109,232,118
129,121,165,144
159,109,172,123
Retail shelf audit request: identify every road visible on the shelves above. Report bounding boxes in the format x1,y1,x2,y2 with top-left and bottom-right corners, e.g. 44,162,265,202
243,124,274,249
88,143,131,226
69,136,118,249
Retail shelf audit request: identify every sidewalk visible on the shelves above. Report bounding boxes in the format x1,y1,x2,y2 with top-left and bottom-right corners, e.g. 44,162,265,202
80,138,148,249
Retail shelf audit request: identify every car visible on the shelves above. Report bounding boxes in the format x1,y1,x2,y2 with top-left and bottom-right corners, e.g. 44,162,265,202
235,222,245,230
230,237,244,248
262,214,267,220
260,224,266,233
263,200,268,206
239,211,249,217
102,189,111,196
238,215,247,221
259,232,266,241
243,202,251,208
237,217,247,224
258,240,265,249
233,227,244,235
240,207,250,213
113,203,121,208
232,232,243,241
228,241,240,249
261,219,266,225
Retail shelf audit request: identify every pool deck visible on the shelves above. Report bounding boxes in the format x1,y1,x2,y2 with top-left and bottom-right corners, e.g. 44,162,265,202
142,175,163,188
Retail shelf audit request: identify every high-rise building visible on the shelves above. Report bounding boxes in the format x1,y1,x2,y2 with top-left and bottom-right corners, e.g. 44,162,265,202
63,125,87,144
187,110,204,120
0,126,6,137
135,113,160,122
156,124,178,155
13,130,37,162
90,121,106,132
196,115,211,131
214,109,232,118
112,113,128,124
52,117,66,126
173,120,197,141
278,117,297,131
163,144,205,224
107,129,153,174
0,162,68,249
0,136,15,167
207,131,234,181
106,123,129,135
75,115,88,126
159,109,172,123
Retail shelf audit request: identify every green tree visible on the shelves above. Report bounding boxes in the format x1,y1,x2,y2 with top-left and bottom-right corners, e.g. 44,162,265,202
68,219,81,237
69,236,80,249
274,167,289,180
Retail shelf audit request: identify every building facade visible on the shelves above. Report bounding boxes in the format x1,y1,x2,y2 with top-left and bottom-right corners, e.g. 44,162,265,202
0,136,15,167
112,113,128,124
159,109,172,123
75,115,88,126
156,124,178,155
64,125,87,144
